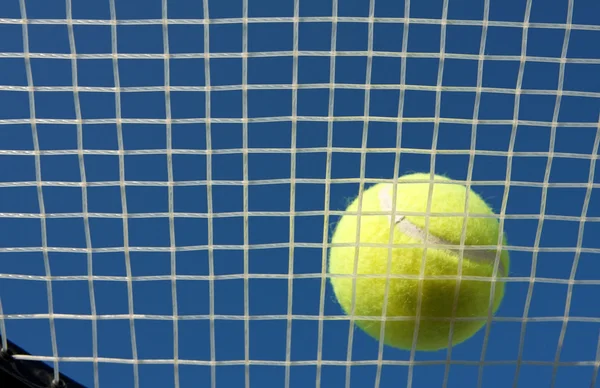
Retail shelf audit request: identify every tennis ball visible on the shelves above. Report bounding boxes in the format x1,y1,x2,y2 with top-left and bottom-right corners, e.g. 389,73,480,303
328,173,509,351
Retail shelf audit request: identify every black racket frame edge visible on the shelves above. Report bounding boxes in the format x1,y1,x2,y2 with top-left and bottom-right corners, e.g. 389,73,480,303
0,335,86,388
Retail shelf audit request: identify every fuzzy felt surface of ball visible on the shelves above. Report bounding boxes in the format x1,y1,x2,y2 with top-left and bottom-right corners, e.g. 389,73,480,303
328,173,510,351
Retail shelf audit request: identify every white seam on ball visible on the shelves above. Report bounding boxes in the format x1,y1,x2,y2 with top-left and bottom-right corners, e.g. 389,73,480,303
378,184,505,277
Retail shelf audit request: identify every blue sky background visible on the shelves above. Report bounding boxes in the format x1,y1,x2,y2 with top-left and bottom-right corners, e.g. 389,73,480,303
1,0,600,387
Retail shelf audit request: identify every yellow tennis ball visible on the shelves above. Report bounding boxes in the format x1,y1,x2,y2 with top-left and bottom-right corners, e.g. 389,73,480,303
328,173,509,351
